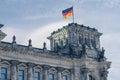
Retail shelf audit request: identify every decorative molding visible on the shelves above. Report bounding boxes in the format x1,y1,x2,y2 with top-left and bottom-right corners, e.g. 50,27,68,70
62,69,70,75
34,65,42,71
17,63,27,68
48,67,57,74
0,60,11,66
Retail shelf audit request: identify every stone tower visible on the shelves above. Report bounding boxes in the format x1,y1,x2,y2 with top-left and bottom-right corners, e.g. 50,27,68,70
48,23,111,80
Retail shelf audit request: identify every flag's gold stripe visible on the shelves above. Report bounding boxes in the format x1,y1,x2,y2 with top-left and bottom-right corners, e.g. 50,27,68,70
63,13,73,19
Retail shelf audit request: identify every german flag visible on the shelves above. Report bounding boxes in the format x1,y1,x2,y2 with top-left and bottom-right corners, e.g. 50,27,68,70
62,7,73,19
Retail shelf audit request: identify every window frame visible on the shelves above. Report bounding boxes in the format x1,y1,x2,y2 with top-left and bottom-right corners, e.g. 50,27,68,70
34,71,40,80
17,63,27,80
48,68,57,80
18,69,24,80
62,75,68,80
62,70,70,80
0,61,11,80
1,67,7,79
49,73,54,80
33,65,42,80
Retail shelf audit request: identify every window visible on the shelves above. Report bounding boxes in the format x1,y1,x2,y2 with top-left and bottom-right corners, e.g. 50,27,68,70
34,72,40,80
79,36,82,44
61,40,63,47
63,75,68,80
1,67,7,79
18,70,24,80
49,74,54,80
66,39,68,44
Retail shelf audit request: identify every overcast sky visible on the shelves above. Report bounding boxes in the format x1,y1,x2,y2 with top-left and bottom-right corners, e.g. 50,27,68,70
0,0,120,80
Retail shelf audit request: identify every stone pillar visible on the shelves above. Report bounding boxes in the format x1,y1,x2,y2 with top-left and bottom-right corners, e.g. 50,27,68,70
11,60,19,80
101,71,108,80
70,69,74,80
84,72,88,80
43,65,50,80
50,38,54,51
57,67,63,80
74,67,80,80
27,63,35,80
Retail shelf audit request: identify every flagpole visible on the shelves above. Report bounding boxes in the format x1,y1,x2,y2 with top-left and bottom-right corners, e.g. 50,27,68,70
72,6,74,23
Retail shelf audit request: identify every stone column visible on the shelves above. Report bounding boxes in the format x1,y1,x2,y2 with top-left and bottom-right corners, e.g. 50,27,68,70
74,67,80,80
101,71,108,80
50,38,54,51
27,63,35,80
84,72,88,80
70,69,74,80
43,65,50,80
57,67,64,80
11,60,19,80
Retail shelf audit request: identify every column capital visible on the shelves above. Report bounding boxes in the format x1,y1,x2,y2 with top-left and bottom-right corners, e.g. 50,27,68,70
100,71,108,77
27,62,35,68
80,68,89,74
70,68,74,74
11,60,19,66
57,67,64,72
27,62,34,80
43,65,50,70
100,67,108,77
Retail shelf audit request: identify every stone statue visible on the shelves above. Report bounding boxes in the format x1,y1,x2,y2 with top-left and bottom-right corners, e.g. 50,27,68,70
82,43,87,57
12,35,16,43
100,47,105,58
98,47,105,60
43,42,46,49
28,39,32,46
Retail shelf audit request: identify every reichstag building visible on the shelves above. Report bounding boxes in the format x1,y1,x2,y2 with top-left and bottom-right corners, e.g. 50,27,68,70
0,23,111,80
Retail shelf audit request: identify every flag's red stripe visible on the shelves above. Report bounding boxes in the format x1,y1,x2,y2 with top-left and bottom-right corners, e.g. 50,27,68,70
63,13,72,18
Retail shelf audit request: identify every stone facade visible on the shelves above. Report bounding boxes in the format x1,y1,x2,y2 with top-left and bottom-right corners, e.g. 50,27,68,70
0,23,111,80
